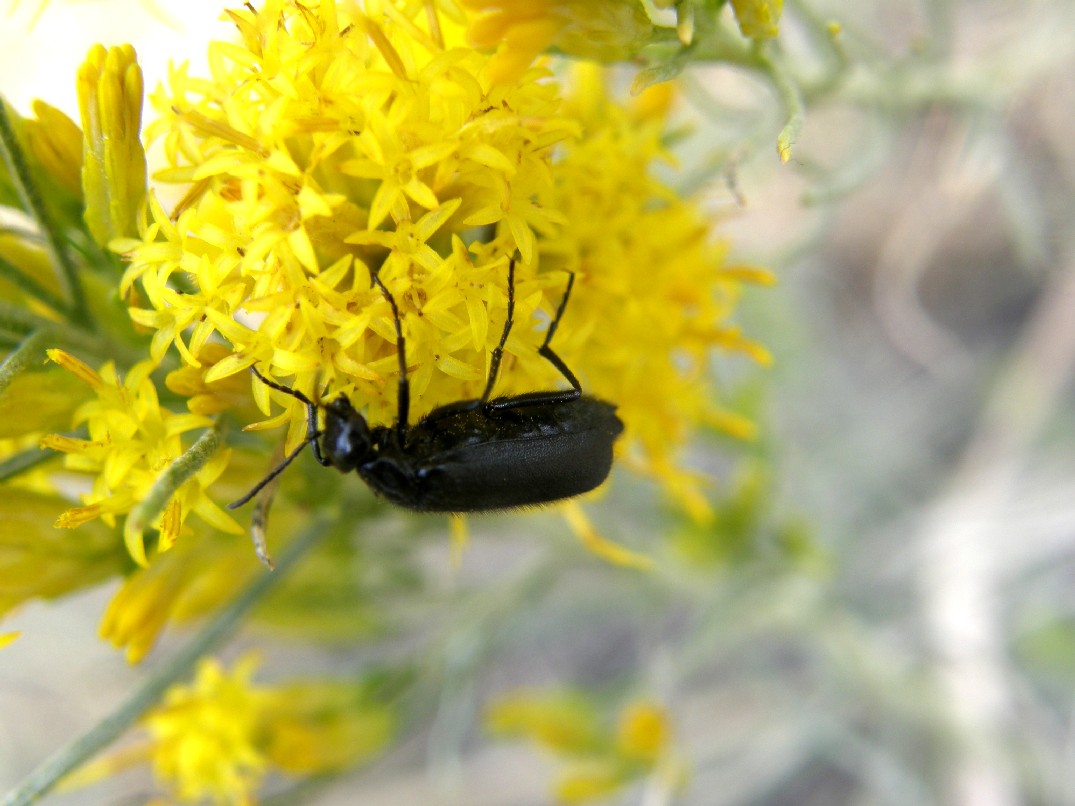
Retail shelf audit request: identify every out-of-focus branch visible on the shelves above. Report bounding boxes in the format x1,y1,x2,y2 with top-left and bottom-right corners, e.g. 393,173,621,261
918,248,1075,806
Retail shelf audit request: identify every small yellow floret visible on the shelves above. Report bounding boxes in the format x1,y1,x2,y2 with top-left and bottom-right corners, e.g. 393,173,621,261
616,701,669,763
144,655,267,804
489,689,685,804
43,353,236,566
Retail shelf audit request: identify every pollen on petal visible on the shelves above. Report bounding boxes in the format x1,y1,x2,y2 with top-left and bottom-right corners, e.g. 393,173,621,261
157,498,182,553
55,503,105,528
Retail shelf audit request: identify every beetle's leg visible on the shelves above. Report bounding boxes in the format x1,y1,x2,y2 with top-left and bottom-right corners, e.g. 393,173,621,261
425,255,515,422
485,271,583,412
479,256,516,406
371,272,410,443
306,400,330,466
536,271,582,396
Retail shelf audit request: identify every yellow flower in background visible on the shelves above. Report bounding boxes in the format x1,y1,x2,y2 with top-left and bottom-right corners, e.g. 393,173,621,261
486,689,602,753
98,530,255,663
262,677,395,774
40,350,241,566
461,0,653,83
66,654,396,803
730,0,784,38
22,100,83,199
615,701,671,763
488,690,686,804
0,98,84,241
144,655,267,804
0,488,125,617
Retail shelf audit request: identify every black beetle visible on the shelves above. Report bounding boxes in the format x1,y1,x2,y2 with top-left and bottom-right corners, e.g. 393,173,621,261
228,258,623,513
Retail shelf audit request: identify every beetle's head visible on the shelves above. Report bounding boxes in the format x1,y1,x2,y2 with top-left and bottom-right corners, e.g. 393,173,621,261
320,395,374,472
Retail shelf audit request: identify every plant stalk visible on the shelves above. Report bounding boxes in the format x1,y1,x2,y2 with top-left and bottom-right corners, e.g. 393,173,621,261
0,516,329,806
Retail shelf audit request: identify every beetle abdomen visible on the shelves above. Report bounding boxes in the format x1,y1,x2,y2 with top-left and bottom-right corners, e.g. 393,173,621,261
359,397,623,512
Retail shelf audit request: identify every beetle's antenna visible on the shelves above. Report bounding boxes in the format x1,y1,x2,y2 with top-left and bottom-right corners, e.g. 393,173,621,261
480,256,516,405
227,436,317,509
250,365,316,405
228,367,324,509
370,272,410,441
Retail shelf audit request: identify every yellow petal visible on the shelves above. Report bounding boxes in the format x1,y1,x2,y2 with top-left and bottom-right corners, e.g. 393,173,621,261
449,514,468,568
123,514,150,567
561,501,653,571
46,349,104,389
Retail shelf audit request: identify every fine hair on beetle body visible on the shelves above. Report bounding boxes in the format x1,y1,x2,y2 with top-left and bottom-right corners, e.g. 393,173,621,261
229,255,624,516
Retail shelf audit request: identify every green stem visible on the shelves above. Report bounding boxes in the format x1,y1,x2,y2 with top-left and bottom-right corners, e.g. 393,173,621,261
0,330,47,397
673,16,758,66
125,425,225,563
0,516,329,806
0,443,60,482
0,103,90,327
639,18,805,161
785,0,850,97
0,308,128,362
0,302,59,337
755,46,806,163
0,256,73,318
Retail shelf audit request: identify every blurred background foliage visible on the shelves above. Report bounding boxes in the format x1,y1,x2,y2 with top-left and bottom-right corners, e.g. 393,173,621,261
2,0,1075,804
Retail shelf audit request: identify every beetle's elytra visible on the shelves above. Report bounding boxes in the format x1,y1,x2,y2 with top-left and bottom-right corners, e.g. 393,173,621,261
228,258,623,513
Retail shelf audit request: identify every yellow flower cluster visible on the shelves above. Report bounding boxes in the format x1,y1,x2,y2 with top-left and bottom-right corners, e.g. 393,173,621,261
67,654,394,804
119,0,582,440
23,0,773,586
145,655,267,804
40,350,240,566
543,65,772,519
106,0,768,530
